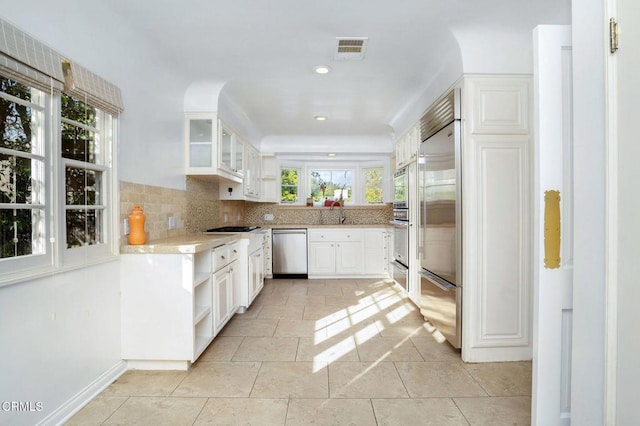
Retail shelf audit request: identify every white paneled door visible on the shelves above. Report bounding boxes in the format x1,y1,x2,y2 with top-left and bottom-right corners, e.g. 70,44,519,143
532,25,573,426
606,0,640,423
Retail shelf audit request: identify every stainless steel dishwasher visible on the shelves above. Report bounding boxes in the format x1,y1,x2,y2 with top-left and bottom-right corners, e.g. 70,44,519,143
272,228,308,278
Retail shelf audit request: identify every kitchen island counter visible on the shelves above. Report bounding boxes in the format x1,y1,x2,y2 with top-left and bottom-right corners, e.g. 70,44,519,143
120,234,241,255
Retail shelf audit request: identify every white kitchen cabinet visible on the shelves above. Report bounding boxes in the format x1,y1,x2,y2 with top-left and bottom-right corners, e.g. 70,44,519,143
248,247,264,304
121,247,219,369
211,243,239,335
308,242,337,274
364,229,390,275
260,154,280,203
395,124,420,169
308,228,389,278
261,229,273,278
233,234,265,312
184,113,241,183
218,142,263,201
243,143,261,199
213,266,231,334
219,124,244,177
457,75,533,362
335,241,362,274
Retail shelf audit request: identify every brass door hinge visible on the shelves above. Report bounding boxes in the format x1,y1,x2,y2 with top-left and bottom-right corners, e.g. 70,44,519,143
610,17,619,54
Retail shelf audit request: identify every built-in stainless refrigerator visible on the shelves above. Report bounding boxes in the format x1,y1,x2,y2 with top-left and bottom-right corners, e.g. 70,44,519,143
418,89,462,349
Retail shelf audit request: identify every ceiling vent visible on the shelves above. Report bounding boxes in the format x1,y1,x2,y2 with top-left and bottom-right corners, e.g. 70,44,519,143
334,37,368,60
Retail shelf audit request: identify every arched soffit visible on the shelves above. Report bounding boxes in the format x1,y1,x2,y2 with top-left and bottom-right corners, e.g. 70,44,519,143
183,80,227,112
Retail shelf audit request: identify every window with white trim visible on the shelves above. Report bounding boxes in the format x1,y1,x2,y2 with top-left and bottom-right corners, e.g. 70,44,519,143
0,18,122,285
0,78,47,261
280,167,300,203
310,169,353,204
362,166,384,204
61,94,112,249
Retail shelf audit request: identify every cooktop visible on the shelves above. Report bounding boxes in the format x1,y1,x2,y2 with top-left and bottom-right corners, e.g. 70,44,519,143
205,226,261,233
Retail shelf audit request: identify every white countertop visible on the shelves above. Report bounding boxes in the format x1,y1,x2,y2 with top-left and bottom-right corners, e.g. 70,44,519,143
120,234,242,255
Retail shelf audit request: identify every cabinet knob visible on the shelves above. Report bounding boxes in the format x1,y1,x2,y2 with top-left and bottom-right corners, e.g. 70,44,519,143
221,255,226,260
233,249,238,253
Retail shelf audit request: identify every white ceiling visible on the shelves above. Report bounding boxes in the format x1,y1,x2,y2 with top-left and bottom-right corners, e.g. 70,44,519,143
107,0,570,153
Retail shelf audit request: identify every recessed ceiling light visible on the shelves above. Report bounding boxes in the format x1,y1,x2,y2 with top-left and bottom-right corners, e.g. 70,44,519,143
314,65,332,74
314,115,328,121
328,153,336,157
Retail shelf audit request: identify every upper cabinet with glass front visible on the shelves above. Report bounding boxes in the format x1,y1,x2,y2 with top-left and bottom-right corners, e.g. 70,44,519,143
218,124,244,177
184,113,242,182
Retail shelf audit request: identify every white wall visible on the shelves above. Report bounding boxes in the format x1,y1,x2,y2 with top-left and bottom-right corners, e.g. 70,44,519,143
0,263,124,425
0,0,190,191
0,2,188,423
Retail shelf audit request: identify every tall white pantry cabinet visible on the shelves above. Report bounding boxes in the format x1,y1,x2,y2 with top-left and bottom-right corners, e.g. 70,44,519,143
458,75,533,362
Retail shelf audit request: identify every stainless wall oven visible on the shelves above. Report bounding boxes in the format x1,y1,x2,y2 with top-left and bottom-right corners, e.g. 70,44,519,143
391,207,409,291
393,166,409,208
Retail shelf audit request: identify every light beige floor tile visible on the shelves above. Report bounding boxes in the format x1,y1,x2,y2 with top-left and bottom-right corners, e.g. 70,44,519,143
274,319,328,338
286,295,326,305
296,336,360,362
372,398,469,425
234,303,263,319
356,336,424,362
251,361,329,398
307,285,344,296
66,396,128,425
324,295,363,307
453,396,532,425
325,317,382,341
197,336,244,361
324,279,358,289
172,362,261,397
219,318,278,337
303,304,350,321
103,397,206,425
251,292,289,307
194,398,288,425
232,336,299,361
328,362,408,398
395,361,488,397
286,398,377,426
462,361,532,396
376,319,432,338
344,302,391,325
256,304,305,320
272,286,309,296
101,370,187,397
410,334,462,362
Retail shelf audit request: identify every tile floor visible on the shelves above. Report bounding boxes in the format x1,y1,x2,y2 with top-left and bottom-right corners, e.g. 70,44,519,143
67,278,532,425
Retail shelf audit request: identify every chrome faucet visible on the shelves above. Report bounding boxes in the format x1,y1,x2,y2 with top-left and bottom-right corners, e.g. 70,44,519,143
330,201,346,224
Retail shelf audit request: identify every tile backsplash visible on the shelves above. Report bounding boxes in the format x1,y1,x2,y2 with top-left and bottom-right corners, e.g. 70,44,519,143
245,202,392,226
120,177,246,245
120,178,390,246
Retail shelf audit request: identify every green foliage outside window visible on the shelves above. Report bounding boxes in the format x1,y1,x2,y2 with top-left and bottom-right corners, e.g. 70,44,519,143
0,77,36,258
281,168,299,203
364,167,384,204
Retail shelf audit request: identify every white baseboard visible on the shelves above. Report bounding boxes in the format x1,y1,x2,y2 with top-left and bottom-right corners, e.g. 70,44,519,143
126,359,191,371
37,360,127,426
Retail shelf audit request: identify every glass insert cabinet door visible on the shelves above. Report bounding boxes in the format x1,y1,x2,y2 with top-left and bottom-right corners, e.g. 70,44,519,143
187,117,214,168
219,126,233,171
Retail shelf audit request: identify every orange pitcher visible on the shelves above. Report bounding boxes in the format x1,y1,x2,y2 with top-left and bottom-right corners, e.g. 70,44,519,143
128,205,146,245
